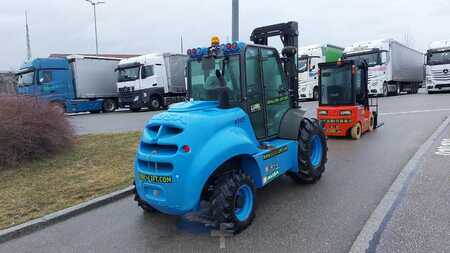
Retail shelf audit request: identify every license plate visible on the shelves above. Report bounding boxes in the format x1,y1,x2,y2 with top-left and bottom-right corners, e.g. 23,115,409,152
138,173,172,184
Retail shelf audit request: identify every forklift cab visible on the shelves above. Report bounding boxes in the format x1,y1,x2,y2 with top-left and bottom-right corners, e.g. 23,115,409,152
317,60,377,139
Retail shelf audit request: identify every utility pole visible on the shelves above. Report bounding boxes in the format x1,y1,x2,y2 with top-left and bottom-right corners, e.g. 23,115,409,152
25,11,32,61
180,35,184,54
85,0,105,55
232,0,239,42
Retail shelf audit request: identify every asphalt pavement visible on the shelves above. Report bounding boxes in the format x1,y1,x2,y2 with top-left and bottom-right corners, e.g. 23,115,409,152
376,123,450,253
1,91,449,253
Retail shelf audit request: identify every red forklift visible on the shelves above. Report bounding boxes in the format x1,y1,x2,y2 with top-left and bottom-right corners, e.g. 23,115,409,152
316,60,381,139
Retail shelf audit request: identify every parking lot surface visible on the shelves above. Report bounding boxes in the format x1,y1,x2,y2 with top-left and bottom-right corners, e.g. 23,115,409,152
1,91,449,253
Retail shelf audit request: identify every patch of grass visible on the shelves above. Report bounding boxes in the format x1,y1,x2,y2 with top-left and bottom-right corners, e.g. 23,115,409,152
0,131,141,230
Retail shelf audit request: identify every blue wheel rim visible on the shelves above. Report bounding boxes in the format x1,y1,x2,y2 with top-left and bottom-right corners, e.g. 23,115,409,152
234,185,254,222
310,135,323,168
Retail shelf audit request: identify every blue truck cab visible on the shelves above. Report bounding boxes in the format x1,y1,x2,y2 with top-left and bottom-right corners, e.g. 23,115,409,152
133,22,328,234
16,56,119,114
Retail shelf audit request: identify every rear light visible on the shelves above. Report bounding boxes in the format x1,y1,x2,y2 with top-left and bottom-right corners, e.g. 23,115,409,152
352,65,356,75
226,43,232,49
182,145,191,153
340,110,352,116
232,42,238,49
318,110,328,115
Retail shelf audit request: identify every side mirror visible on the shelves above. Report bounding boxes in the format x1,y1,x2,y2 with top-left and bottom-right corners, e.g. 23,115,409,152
282,47,297,57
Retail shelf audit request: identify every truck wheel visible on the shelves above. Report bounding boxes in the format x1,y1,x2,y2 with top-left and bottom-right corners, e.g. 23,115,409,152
130,106,141,112
428,90,435,94
368,113,375,132
50,102,66,114
288,118,327,184
382,83,388,97
102,99,116,113
89,110,101,114
351,122,362,140
149,96,162,111
313,87,319,101
210,170,256,234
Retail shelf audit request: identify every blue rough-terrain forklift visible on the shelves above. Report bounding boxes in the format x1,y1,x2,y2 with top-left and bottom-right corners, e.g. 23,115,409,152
133,21,327,234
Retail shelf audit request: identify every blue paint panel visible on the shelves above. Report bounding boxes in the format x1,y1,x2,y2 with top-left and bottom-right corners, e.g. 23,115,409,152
134,101,299,215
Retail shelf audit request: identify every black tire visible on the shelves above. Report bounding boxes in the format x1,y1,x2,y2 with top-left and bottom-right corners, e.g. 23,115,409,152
102,99,116,113
382,83,388,97
133,183,158,213
89,110,101,114
149,96,162,111
428,90,435,94
50,102,66,114
288,118,327,184
130,106,141,112
313,87,319,101
210,170,256,234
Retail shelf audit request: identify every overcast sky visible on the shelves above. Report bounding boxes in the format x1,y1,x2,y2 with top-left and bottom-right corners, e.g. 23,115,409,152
1,0,448,70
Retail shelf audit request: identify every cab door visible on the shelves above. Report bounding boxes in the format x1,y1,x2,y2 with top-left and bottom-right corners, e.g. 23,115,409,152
244,46,266,139
244,47,290,139
37,69,69,100
260,48,290,137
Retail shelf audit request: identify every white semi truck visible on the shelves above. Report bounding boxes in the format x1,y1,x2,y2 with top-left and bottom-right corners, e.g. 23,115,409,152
425,40,450,94
343,39,424,96
298,44,344,100
116,53,188,111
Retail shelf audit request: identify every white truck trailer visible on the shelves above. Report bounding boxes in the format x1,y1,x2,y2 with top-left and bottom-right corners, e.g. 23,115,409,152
425,40,450,94
343,39,424,96
298,44,344,100
116,53,188,111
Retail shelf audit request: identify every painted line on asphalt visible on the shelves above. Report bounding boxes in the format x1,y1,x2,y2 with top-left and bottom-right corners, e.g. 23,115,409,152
380,108,450,116
0,186,134,243
349,116,450,253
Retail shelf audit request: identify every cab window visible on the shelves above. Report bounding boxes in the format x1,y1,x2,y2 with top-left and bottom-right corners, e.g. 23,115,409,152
142,65,154,79
38,70,53,84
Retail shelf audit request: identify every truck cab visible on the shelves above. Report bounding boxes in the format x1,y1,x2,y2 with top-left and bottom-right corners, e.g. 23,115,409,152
425,40,450,94
116,53,187,112
298,45,343,100
343,40,390,96
16,58,73,106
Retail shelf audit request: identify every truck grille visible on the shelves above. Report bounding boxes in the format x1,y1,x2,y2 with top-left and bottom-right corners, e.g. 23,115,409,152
431,69,450,81
137,160,174,173
140,143,178,155
119,87,134,93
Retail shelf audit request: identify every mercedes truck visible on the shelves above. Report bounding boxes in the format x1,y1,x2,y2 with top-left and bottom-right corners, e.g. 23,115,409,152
298,44,343,100
116,53,187,112
343,39,423,96
16,55,120,113
425,40,450,94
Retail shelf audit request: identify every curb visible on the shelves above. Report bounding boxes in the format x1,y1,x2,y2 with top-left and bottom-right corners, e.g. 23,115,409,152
349,116,450,253
0,185,134,244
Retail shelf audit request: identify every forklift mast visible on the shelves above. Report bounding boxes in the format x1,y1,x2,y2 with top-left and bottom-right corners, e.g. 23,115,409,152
250,21,300,108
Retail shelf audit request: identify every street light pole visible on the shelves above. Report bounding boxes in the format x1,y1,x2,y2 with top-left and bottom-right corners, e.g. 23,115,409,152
232,0,239,42
85,0,105,55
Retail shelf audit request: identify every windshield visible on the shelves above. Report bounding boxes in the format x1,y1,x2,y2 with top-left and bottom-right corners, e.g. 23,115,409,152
345,52,380,67
320,65,353,105
17,71,35,86
427,50,450,65
117,66,140,83
298,58,308,73
189,55,241,104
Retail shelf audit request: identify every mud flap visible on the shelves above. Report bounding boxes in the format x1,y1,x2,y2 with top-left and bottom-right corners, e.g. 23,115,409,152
279,108,307,140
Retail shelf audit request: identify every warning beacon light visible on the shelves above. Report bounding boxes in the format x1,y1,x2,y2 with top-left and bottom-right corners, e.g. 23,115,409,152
211,36,220,46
